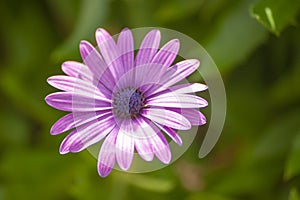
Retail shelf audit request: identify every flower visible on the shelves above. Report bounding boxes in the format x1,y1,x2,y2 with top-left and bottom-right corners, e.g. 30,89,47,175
45,28,208,177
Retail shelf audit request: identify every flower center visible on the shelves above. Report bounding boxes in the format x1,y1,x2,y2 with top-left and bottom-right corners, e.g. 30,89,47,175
113,88,145,118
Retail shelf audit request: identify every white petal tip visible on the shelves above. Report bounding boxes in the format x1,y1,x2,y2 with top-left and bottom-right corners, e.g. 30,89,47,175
171,39,179,44
119,163,130,171
160,157,171,165
150,29,161,35
121,27,130,32
140,154,154,162
59,149,69,155
190,59,200,66
79,40,90,47
176,139,183,146
50,129,59,135
117,154,133,171
96,28,107,34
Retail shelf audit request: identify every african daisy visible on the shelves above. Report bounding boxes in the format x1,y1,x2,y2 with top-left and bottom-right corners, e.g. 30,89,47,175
45,28,208,177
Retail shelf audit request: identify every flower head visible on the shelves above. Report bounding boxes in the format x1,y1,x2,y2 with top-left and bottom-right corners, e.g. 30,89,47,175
45,28,208,177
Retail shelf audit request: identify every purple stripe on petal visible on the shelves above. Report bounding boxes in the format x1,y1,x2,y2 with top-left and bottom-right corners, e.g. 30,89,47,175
50,110,112,135
162,59,199,86
133,118,154,161
116,120,134,170
134,63,167,89
69,138,84,153
151,39,179,68
80,41,94,60
47,75,107,99
113,66,135,91
62,61,112,98
96,28,124,80
165,108,207,126
59,130,78,154
147,93,208,108
145,83,207,101
135,30,161,66
146,59,200,96
141,117,171,164
70,114,115,151
134,138,154,162
151,131,171,164
142,108,191,130
155,123,182,145
80,41,115,91
61,114,116,153
51,113,75,135
117,28,134,73
45,92,112,112
97,126,118,177
182,109,206,126
114,63,167,93
79,40,105,73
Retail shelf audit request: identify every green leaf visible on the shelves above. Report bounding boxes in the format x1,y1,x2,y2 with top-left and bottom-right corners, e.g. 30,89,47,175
251,0,300,35
290,188,300,200
284,131,300,180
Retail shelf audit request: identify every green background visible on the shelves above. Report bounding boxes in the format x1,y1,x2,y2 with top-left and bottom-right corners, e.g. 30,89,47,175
0,0,300,199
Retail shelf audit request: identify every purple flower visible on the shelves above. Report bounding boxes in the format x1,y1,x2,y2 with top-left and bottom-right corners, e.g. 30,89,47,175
45,28,208,177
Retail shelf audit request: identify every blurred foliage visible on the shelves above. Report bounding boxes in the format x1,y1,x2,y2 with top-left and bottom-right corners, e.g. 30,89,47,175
0,0,299,200
251,0,300,35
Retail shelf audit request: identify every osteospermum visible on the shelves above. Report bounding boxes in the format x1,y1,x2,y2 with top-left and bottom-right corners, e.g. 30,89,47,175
45,28,208,177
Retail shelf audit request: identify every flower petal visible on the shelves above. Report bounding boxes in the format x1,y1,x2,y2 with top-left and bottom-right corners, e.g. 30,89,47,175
134,63,167,88
96,28,124,80
141,118,171,164
47,75,106,98
59,130,79,154
61,61,93,82
116,120,135,170
151,131,171,164
80,40,115,90
155,123,182,145
151,39,179,67
133,118,154,161
169,83,208,94
114,63,167,93
142,108,191,130
59,113,116,154
146,59,200,96
97,126,118,177
50,110,112,135
165,108,207,126
51,113,75,135
182,109,206,126
45,92,112,112
164,59,200,86
135,30,161,66
117,28,134,73
147,93,208,108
